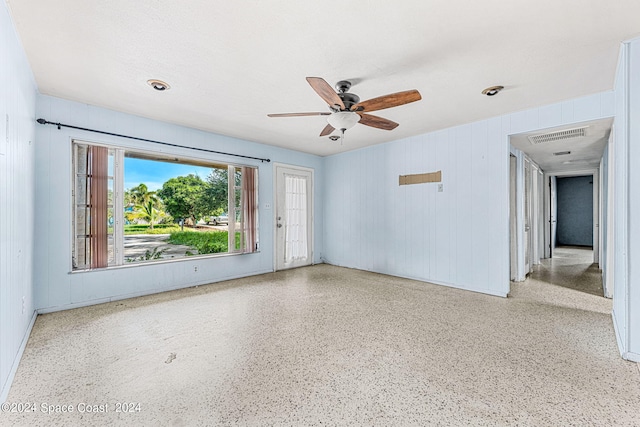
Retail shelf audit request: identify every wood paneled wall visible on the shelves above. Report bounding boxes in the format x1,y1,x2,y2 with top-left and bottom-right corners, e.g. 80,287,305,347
323,91,615,297
0,1,37,401
34,95,324,312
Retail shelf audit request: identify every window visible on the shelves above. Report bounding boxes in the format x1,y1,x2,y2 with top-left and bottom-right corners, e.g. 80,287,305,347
72,140,259,271
284,174,309,262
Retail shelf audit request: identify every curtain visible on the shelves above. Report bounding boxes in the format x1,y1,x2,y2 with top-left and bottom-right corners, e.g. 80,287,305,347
241,166,258,253
89,145,108,268
284,174,308,261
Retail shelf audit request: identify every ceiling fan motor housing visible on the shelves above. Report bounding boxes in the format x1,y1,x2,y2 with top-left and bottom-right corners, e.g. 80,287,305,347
338,92,360,110
334,80,360,110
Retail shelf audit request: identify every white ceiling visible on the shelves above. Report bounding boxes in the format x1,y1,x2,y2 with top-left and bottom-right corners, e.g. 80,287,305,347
7,1,640,156
509,118,612,173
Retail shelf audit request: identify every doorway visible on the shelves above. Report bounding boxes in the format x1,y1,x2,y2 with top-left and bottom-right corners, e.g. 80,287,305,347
546,171,600,266
274,164,314,270
509,152,544,282
556,175,594,247
510,155,517,281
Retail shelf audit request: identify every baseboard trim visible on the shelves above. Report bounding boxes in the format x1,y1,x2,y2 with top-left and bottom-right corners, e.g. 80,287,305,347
0,310,37,403
612,309,626,357
321,261,508,298
37,269,274,314
622,352,640,363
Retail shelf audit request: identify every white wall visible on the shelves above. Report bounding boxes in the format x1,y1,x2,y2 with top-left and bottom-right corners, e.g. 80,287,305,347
0,0,37,401
34,95,324,312
625,38,640,361
611,42,633,360
600,137,613,298
608,36,640,363
323,92,615,298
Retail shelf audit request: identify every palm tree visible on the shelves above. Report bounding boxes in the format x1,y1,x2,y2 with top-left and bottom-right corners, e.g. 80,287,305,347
130,199,166,229
126,183,152,207
125,183,167,229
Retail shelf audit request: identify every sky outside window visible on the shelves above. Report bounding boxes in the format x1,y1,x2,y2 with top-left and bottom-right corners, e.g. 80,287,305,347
124,157,213,191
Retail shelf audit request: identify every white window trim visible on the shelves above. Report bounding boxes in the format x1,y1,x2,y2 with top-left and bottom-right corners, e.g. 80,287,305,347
70,139,259,272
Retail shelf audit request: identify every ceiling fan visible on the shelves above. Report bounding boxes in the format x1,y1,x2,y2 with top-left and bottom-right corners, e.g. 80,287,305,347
268,77,422,141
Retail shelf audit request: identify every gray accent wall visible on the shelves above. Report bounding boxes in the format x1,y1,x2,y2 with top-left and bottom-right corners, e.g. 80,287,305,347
556,175,593,247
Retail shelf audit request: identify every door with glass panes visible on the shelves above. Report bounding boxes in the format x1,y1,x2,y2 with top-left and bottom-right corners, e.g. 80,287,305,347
275,164,313,270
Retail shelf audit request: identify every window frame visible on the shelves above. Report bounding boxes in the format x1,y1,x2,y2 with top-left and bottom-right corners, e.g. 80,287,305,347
70,139,259,272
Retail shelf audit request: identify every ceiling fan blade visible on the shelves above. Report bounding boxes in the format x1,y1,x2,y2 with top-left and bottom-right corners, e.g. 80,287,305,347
352,89,421,113
267,112,331,117
320,123,335,137
306,77,346,110
357,113,399,130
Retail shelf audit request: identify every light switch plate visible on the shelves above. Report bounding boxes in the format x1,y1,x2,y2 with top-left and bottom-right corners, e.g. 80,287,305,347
438,184,444,192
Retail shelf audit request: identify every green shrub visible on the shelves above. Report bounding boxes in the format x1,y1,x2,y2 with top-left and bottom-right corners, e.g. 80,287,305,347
124,224,182,235
168,230,229,254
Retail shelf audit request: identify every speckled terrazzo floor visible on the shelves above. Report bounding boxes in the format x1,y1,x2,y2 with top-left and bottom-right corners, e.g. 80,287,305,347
3,263,639,426
528,246,604,296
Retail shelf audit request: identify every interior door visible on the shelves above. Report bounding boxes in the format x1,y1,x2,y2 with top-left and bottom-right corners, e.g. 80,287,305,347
509,155,517,281
550,176,557,258
524,159,532,274
537,170,545,263
275,165,313,270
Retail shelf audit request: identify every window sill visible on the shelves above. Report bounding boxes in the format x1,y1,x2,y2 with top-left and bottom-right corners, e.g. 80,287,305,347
70,250,261,273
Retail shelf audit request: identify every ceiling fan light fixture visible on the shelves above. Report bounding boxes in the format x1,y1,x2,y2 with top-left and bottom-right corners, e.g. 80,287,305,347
327,111,360,131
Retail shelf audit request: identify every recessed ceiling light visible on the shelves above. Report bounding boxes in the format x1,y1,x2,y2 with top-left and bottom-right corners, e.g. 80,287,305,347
482,85,504,96
147,79,170,91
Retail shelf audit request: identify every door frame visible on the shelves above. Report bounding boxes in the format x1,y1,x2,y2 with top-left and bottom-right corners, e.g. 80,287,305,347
273,162,314,271
509,148,545,282
509,154,517,281
543,168,599,265
524,158,532,275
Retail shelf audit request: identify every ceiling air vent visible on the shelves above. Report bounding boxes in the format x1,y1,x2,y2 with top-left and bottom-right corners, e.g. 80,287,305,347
528,126,588,145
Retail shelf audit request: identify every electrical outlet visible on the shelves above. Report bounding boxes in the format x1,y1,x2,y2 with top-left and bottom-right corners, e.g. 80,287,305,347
264,202,272,209
194,266,198,272
22,296,25,314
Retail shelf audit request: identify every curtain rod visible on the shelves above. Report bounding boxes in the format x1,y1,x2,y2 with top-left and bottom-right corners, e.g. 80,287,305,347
36,118,271,163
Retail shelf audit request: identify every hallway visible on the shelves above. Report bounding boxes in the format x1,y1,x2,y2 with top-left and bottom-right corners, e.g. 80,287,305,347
527,246,604,297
